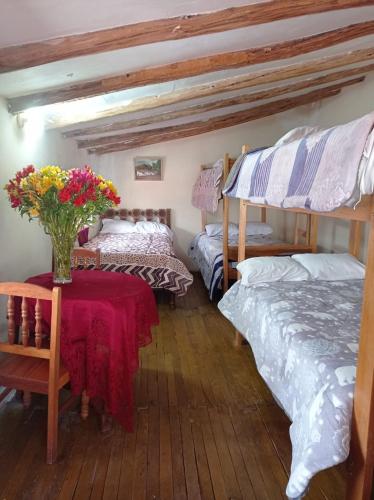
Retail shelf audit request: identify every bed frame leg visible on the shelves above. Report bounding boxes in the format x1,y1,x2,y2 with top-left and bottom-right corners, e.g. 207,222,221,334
234,330,243,347
169,292,176,310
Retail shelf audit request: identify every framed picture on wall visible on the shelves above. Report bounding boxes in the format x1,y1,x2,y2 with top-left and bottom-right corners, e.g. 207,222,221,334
134,157,163,181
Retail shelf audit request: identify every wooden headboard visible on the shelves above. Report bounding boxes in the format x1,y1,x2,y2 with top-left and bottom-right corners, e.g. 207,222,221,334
101,208,171,228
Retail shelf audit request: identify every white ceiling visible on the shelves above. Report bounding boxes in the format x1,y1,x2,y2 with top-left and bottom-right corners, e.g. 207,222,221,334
0,6,373,97
33,34,374,131
0,0,261,47
0,1,373,146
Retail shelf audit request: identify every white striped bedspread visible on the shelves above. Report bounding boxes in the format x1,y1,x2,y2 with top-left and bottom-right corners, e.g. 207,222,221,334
83,232,193,296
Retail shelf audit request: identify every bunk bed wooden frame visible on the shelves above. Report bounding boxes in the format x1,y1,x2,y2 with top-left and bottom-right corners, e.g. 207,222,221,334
199,146,315,294
236,193,374,500
222,146,318,292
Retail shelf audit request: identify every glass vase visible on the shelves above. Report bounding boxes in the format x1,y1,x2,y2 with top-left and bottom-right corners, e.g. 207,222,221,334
51,234,76,284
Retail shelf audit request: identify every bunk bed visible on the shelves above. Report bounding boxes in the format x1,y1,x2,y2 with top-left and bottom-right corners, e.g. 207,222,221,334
218,112,374,499
222,146,316,292
189,149,315,299
82,208,193,306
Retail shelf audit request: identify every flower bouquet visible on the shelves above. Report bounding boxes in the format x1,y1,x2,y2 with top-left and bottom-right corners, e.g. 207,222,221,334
4,165,120,283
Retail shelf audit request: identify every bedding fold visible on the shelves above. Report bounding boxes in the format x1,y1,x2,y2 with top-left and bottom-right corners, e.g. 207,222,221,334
192,160,223,213
223,111,374,211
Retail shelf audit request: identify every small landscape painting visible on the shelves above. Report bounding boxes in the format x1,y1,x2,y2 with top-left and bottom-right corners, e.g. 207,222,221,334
134,157,162,181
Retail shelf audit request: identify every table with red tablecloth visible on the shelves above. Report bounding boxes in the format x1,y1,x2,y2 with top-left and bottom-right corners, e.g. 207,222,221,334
26,270,159,431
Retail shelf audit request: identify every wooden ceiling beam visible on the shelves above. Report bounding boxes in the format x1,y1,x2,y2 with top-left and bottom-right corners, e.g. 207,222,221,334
85,85,346,155
1,0,371,74
8,20,374,113
48,47,374,129
78,78,363,149
66,68,370,138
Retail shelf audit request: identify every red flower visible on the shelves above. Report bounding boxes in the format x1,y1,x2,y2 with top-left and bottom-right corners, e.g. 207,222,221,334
73,195,85,206
10,197,21,208
58,188,71,203
15,165,35,185
85,186,97,201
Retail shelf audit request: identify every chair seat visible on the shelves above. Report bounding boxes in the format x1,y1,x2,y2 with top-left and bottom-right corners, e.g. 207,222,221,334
0,353,69,394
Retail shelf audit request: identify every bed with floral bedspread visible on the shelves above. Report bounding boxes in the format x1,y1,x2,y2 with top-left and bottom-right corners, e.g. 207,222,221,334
84,232,193,296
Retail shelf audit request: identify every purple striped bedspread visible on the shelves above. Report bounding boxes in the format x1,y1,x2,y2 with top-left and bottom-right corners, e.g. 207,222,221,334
223,111,374,211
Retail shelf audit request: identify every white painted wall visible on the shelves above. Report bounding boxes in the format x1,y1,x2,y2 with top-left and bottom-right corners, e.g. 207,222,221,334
1,74,372,281
0,97,87,282
96,75,374,267
94,113,302,268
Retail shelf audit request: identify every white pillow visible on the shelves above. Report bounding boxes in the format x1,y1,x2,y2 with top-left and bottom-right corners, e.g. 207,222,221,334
100,218,136,234
291,253,365,280
274,126,320,147
237,256,310,287
88,218,102,240
135,220,173,240
205,223,238,238
246,222,273,236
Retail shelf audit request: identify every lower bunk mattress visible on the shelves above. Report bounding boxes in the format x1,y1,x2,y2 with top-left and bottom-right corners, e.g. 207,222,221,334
84,232,193,296
188,232,280,300
218,278,362,498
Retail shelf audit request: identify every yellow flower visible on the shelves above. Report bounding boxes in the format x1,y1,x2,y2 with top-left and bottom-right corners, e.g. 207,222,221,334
26,173,36,185
41,176,53,191
106,180,117,194
27,193,39,205
29,208,39,217
54,179,64,190
32,166,67,193
99,181,107,191
40,165,62,176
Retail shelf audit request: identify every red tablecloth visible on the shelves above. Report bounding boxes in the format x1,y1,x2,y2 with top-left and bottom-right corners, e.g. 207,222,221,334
26,270,158,430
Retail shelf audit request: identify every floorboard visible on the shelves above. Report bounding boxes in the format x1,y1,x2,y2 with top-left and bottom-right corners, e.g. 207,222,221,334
0,274,346,499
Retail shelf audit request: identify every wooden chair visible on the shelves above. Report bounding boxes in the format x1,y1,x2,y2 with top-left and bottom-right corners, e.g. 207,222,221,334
0,282,69,464
72,248,101,269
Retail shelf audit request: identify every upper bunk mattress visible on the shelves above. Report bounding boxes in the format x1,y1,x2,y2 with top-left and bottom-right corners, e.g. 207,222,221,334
218,278,362,498
223,111,374,211
84,232,193,296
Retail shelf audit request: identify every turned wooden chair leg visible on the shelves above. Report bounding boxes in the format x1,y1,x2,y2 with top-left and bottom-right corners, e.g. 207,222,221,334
23,391,32,408
81,390,90,420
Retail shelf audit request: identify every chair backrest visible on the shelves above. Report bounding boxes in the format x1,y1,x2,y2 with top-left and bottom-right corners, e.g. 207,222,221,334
72,248,101,270
0,282,61,363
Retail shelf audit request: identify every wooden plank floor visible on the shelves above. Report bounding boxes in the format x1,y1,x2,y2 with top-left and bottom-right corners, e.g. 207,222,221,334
0,275,346,499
